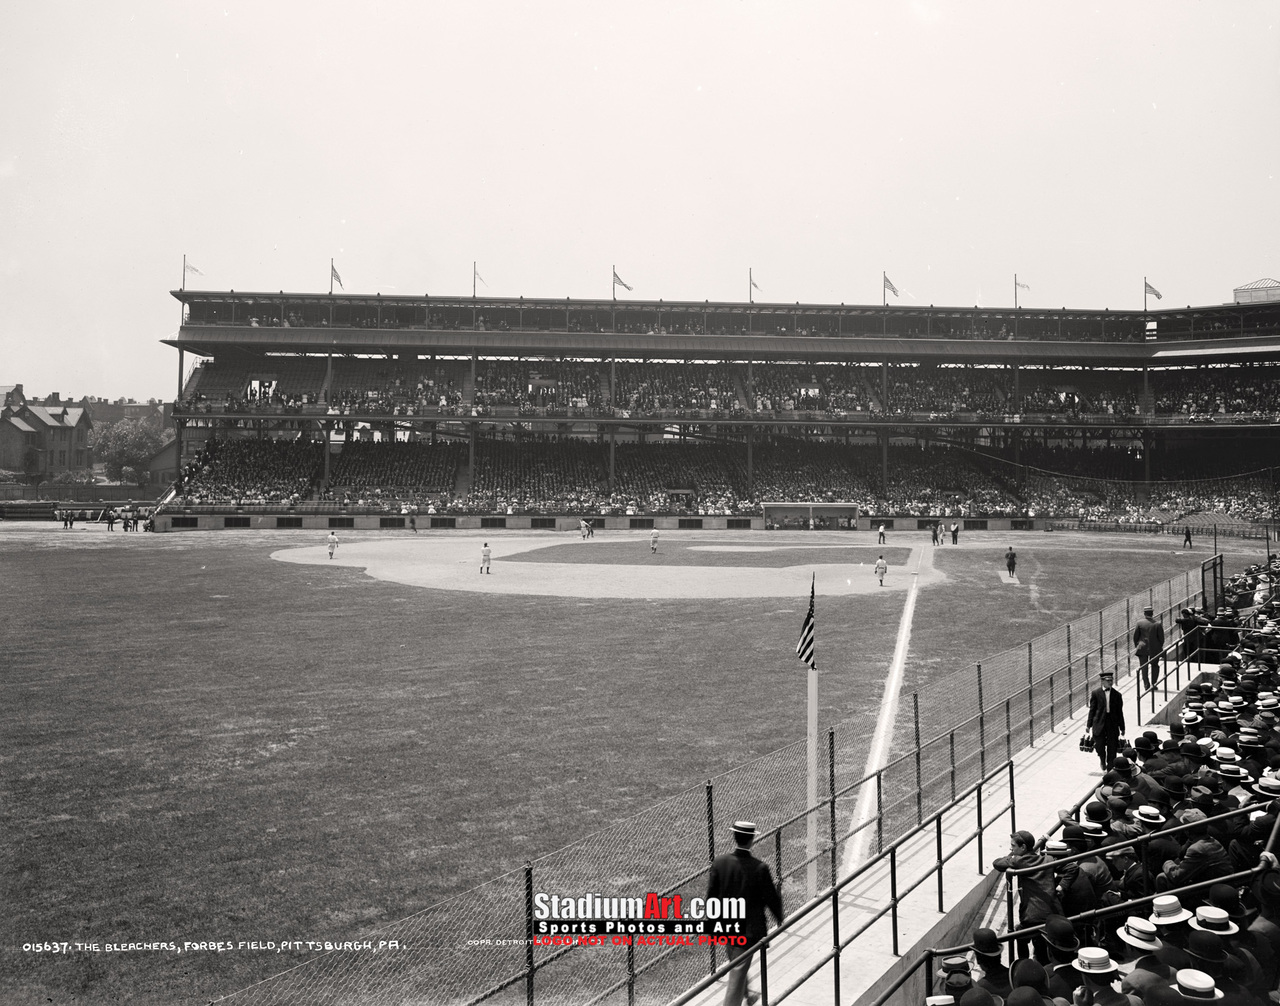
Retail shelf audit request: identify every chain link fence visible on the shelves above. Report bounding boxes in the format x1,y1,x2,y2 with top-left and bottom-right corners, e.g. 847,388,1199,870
212,562,1207,1006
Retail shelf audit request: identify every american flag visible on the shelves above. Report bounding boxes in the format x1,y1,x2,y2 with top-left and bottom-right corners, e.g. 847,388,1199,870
184,262,203,276
883,274,899,297
331,263,344,290
1015,279,1030,291
795,575,816,671
1144,280,1162,300
612,269,632,292
750,273,761,291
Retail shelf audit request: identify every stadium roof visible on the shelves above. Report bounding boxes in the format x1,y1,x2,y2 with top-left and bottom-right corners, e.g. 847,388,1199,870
1236,278,1280,291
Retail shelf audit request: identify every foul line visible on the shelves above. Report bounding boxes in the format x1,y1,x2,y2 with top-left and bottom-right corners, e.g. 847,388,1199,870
844,544,926,873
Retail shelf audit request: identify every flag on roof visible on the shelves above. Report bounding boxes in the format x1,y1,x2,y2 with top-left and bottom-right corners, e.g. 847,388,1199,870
750,272,761,291
884,274,899,297
331,263,344,290
184,262,203,276
613,270,632,292
1015,279,1030,291
474,265,488,287
795,575,816,671
1144,280,1162,300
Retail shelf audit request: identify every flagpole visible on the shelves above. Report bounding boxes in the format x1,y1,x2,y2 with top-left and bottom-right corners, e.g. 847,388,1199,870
330,258,334,296
473,261,476,299
182,254,186,293
807,645,818,899
749,268,753,305
1143,276,1147,314
612,264,615,302
883,271,887,308
1014,273,1018,311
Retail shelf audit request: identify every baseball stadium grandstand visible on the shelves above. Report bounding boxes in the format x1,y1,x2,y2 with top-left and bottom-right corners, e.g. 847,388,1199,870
158,287,1280,533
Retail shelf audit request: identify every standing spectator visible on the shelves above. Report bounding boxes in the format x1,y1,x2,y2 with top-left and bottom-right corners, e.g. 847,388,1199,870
993,831,1062,933
1133,605,1165,690
106,509,116,531
706,820,782,1006
1088,671,1125,771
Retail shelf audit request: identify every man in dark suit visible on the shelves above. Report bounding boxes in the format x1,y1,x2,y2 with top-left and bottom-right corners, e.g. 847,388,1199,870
1132,605,1165,690
1088,671,1125,771
707,820,783,1006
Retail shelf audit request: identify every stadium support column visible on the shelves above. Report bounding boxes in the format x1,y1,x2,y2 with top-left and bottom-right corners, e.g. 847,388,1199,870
469,422,476,484
881,360,889,410
880,429,889,497
1142,431,1151,482
746,428,754,495
610,357,616,406
609,426,615,489
177,347,184,401
1012,363,1020,412
322,421,331,489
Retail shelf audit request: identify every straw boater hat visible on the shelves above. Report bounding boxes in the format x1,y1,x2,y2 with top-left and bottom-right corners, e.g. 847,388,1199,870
1071,947,1119,975
1171,968,1225,1000
1115,916,1161,952
1150,894,1194,925
730,821,757,841
1135,805,1166,826
1187,906,1239,936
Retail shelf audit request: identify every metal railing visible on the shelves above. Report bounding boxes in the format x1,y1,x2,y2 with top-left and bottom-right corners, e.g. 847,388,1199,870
665,762,1016,1006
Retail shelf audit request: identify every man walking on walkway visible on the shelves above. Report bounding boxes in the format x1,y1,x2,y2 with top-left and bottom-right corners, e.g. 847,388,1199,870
1132,605,1164,690
1088,671,1125,771
707,821,782,1006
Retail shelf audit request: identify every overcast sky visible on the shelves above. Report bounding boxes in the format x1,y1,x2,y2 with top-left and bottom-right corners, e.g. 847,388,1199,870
1,2,1277,401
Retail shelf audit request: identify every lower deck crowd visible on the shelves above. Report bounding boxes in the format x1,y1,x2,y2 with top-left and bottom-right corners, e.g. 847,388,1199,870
171,438,1280,524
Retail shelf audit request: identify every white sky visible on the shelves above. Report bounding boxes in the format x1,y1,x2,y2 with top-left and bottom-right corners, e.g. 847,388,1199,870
1,2,1277,401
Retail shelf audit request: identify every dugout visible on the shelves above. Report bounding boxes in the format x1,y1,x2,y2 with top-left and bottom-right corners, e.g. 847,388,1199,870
760,501,860,530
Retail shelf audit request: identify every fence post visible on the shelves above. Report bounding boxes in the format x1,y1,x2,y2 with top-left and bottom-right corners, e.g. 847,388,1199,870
936,815,945,912
627,940,636,1006
525,861,535,1006
977,663,986,776
876,770,885,854
949,730,957,801
914,692,923,826
1027,642,1035,747
890,846,900,956
1005,698,1012,762
976,780,985,872
828,728,837,891
1049,676,1056,733
1099,609,1105,652
705,780,717,976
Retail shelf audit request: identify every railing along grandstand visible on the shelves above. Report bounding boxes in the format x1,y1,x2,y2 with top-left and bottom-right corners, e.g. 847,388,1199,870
209,561,1210,1006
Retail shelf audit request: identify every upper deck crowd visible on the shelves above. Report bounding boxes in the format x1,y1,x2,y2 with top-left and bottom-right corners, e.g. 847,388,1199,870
175,359,1280,425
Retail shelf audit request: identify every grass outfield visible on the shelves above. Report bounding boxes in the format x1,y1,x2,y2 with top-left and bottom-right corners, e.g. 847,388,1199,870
1,525,1263,1005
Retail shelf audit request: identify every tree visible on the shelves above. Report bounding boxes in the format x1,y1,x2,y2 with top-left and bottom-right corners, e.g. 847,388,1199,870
90,418,171,487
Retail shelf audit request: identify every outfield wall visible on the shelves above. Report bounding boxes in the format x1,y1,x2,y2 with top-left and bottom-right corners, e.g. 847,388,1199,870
150,514,1063,533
